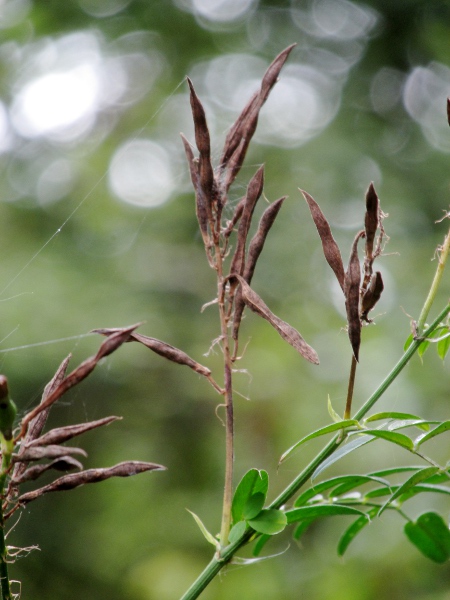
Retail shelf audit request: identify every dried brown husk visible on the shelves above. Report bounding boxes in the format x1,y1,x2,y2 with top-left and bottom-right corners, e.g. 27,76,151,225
14,445,87,462
11,356,71,485
219,45,296,191
364,182,379,264
19,325,139,438
187,78,215,201
233,275,319,364
232,197,286,341
229,165,265,278
181,133,209,246
301,190,345,293
17,461,166,505
92,328,211,377
12,456,83,484
361,271,384,321
345,232,364,361
28,416,121,447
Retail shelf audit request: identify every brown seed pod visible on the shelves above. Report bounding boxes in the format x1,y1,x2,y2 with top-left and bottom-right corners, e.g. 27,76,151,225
229,165,265,278
447,97,450,127
14,445,87,463
361,271,384,321
364,182,379,263
93,328,211,377
17,461,166,505
345,231,364,361
12,456,83,484
233,275,319,364
19,325,139,438
29,416,121,447
232,196,286,342
187,78,215,200
302,190,345,293
219,44,296,191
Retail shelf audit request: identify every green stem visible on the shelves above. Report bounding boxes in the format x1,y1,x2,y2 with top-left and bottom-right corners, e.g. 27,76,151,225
179,303,450,600
343,355,358,420
417,226,450,333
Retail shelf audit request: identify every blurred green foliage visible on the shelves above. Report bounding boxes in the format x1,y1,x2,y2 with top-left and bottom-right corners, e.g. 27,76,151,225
0,0,449,598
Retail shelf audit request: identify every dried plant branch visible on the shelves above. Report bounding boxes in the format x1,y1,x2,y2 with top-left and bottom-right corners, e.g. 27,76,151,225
18,326,138,440
233,275,319,365
92,328,223,393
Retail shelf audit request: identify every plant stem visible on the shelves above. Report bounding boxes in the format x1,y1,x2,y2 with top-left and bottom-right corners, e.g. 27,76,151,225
178,302,450,600
417,225,450,333
215,239,234,549
0,438,13,600
344,355,358,420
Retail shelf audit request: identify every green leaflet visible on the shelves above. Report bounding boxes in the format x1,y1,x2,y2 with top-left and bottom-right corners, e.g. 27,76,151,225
243,492,265,520
312,435,375,481
338,506,379,556
404,512,450,563
232,469,268,524
379,466,440,514
414,421,450,448
186,509,218,548
437,332,450,359
247,509,287,535
364,411,424,424
294,474,389,507
356,429,414,451
286,505,366,524
279,420,360,464
228,521,247,545
252,534,271,557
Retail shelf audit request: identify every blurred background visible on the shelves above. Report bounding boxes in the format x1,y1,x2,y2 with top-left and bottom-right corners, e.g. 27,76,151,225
0,0,449,598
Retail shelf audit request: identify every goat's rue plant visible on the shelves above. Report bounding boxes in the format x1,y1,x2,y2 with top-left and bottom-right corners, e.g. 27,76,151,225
0,45,449,599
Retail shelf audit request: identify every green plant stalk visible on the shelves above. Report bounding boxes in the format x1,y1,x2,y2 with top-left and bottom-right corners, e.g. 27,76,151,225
343,355,358,420
179,302,450,600
0,436,13,600
417,225,450,333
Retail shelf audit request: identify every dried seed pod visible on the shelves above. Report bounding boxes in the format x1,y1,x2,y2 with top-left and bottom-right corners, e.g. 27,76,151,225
12,355,72,484
364,182,379,263
229,165,265,278
361,271,384,321
29,416,121,447
12,456,83,484
232,197,286,341
18,461,166,505
345,232,364,361
301,190,345,293
447,97,450,126
234,275,319,364
19,325,139,437
14,445,87,462
220,45,296,190
181,133,210,247
187,78,215,202
92,328,211,377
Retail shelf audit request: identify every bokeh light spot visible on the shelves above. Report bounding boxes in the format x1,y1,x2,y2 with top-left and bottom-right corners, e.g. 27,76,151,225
109,140,175,208
403,63,450,153
11,65,99,139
